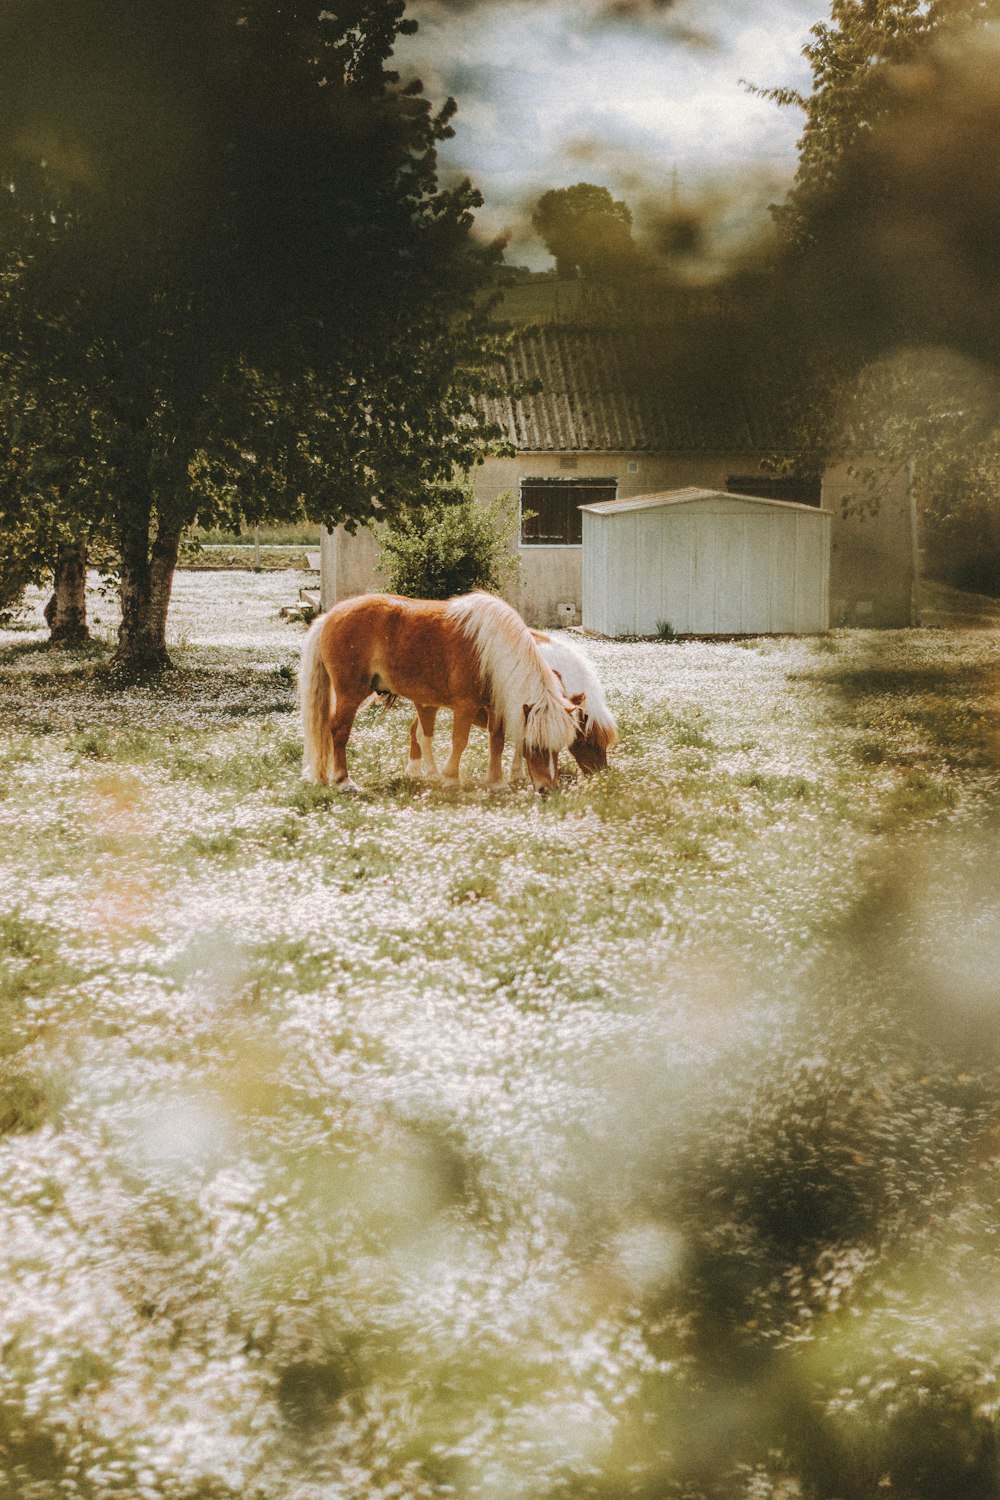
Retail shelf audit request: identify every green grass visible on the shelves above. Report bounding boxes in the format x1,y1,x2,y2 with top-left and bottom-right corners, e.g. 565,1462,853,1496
179,546,317,572
799,655,1000,771
185,521,322,546
0,911,64,1021
0,914,79,1135
921,578,1000,627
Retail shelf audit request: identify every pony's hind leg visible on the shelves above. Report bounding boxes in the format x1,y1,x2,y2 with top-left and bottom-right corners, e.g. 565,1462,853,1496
408,706,440,779
330,693,366,790
441,704,477,785
407,714,423,777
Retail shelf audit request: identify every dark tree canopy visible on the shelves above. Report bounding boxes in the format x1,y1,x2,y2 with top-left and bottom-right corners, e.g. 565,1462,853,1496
743,0,1000,587
755,0,1000,367
0,1,509,666
759,0,1000,249
531,183,635,280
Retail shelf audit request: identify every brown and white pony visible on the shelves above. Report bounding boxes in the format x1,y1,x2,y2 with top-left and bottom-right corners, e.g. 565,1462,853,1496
516,631,617,777
300,592,580,792
406,630,618,782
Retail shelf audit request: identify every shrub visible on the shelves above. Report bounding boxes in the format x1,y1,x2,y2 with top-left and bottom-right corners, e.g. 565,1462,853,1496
375,479,521,600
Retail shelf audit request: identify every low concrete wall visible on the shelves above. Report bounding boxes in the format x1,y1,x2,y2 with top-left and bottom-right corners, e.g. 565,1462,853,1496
319,525,387,613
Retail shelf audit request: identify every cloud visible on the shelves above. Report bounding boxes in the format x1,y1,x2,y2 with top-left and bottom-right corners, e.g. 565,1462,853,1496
397,0,819,266
406,0,817,52
411,0,706,35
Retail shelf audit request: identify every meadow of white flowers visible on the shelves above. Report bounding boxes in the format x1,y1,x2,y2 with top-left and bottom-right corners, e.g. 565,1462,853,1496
1,572,999,1499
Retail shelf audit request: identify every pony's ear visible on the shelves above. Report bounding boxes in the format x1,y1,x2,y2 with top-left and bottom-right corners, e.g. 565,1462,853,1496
570,691,586,707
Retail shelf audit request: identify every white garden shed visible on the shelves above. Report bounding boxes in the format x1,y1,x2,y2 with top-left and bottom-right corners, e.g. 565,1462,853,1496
580,487,831,637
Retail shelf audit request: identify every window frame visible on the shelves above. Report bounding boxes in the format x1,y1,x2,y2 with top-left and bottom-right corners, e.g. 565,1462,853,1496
518,475,618,548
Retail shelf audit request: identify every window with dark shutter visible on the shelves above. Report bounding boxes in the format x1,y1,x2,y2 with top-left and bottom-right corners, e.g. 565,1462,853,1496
726,474,822,506
519,477,617,546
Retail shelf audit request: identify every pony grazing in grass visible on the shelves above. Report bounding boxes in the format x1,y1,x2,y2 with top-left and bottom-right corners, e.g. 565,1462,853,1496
406,629,618,783
518,631,617,777
300,592,581,792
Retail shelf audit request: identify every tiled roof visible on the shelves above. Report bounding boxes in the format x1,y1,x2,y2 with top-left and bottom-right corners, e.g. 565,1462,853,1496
483,323,786,454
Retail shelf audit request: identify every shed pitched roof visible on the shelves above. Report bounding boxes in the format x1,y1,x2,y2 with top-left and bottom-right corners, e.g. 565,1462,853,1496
580,486,826,516
482,324,787,454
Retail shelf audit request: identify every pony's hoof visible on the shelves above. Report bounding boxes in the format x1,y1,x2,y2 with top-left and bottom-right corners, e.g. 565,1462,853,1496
336,778,364,794
405,759,424,779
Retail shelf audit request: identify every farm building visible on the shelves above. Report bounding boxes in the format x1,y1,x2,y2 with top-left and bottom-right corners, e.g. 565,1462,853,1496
320,296,915,631
581,488,831,637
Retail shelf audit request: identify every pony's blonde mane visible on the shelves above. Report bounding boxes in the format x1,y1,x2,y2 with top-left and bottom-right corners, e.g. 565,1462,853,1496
536,635,618,749
447,593,576,752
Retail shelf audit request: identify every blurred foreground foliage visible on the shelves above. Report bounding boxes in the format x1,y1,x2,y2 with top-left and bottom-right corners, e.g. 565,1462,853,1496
3,829,1000,1497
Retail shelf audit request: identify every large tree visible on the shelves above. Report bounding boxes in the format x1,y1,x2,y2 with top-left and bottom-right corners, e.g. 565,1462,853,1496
758,1,977,244
0,1,507,669
531,183,635,280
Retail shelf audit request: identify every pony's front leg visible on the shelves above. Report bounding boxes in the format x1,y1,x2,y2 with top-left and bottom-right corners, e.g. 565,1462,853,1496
441,705,476,785
407,705,440,778
487,713,506,785
509,740,526,783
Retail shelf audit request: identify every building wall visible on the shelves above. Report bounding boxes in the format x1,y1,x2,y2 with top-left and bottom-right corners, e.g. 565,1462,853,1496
822,460,915,627
319,455,916,630
321,450,778,626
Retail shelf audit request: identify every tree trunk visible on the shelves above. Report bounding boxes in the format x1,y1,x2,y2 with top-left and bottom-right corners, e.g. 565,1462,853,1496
45,541,90,645
110,512,182,673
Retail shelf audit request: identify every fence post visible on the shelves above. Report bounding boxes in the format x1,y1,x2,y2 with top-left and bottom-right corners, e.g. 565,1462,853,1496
908,457,921,628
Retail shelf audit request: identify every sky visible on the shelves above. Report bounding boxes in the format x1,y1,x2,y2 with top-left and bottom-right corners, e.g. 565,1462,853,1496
397,0,828,269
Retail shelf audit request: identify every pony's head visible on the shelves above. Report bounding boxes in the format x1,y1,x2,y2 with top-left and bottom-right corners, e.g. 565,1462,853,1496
569,708,619,776
522,693,584,792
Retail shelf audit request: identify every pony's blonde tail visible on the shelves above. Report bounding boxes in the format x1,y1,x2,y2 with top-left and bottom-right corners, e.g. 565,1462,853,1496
299,614,334,783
